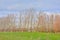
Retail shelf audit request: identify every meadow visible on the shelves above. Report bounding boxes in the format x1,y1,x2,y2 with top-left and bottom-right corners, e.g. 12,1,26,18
0,32,60,40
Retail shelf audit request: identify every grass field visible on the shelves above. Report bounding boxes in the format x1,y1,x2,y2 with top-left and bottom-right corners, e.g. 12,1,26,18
0,32,60,40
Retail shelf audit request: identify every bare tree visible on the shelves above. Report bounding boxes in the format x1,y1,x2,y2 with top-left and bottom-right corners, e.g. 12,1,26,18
53,14,60,33
36,11,46,32
6,14,16,32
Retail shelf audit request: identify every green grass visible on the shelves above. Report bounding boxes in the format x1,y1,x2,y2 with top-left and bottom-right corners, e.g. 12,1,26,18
0,32,60,40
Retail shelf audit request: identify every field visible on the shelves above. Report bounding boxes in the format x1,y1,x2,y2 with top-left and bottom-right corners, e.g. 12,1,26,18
0,32,60,40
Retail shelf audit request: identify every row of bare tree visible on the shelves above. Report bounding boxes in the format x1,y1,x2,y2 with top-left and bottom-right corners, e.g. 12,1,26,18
0,9,60,32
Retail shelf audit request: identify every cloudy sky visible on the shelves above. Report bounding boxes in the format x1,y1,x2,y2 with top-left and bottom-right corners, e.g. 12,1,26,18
0,0,60,17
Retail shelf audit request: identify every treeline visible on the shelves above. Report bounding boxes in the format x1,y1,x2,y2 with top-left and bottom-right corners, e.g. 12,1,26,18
0,9,60,32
